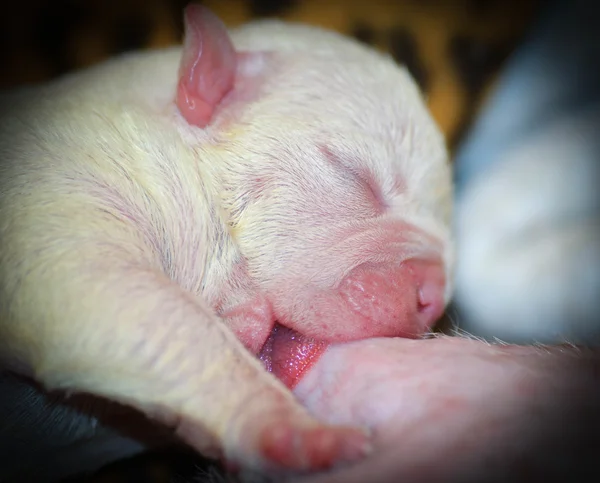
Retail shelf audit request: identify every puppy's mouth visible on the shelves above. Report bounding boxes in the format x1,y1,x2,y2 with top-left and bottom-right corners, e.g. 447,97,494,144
258,323,329,390
257,319,428,390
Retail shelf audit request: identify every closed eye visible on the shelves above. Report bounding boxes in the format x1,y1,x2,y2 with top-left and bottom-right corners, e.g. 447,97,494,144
349,166,388,213
320,144,387,214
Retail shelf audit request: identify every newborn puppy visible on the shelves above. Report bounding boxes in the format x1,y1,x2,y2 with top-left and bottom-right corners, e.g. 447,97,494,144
0,4,452,481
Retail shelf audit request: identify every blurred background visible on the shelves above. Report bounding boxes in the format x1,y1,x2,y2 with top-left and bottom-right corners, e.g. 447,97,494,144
2,0,541,151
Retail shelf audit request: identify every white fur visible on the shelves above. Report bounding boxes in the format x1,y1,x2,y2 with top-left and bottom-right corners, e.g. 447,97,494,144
0,17,451,482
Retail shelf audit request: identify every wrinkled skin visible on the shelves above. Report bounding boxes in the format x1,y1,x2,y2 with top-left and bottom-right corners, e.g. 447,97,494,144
287,336,600,483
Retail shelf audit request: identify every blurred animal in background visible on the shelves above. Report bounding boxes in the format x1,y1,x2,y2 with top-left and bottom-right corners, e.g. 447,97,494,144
452,0,600,345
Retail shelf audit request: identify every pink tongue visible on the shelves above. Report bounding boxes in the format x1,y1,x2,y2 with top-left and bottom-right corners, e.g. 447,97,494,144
259,324,329,389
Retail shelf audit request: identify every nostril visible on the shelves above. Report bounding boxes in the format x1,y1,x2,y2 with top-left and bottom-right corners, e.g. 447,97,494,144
417,288,442,321
413,263,446,325
338,258,447,338
417,291,429,312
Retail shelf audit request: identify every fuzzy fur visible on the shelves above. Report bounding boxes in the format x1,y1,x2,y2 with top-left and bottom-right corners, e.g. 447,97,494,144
0,15,451,483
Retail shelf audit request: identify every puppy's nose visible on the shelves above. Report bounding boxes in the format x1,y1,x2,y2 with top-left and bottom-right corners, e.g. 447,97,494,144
339,258,446,338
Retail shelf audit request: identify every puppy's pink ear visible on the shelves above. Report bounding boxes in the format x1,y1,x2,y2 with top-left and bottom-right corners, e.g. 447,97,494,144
176,4,236,128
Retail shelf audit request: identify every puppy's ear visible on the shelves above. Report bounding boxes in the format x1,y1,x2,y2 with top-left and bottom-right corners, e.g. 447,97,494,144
176,5,237,128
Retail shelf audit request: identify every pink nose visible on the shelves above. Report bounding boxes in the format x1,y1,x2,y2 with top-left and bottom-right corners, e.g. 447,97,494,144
338,258,446,338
